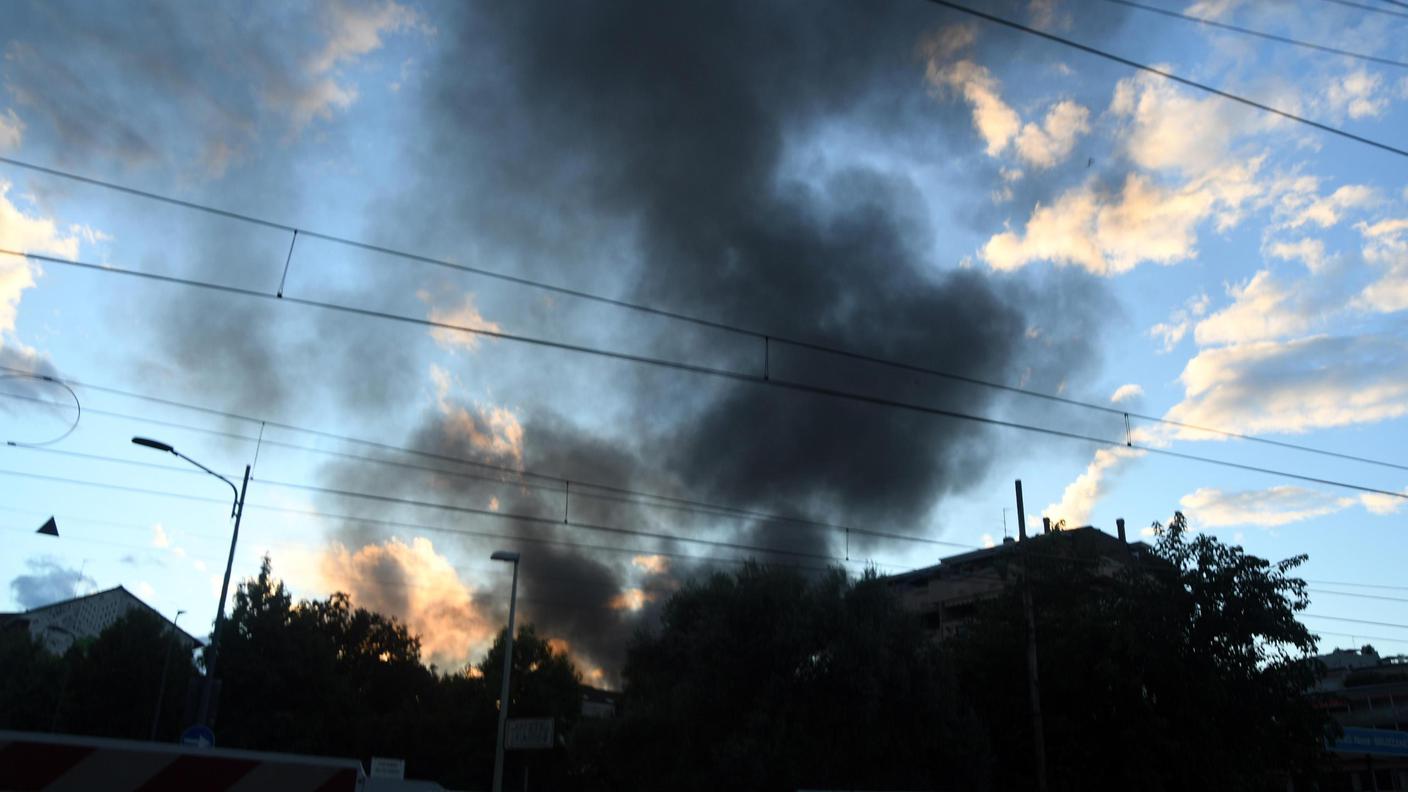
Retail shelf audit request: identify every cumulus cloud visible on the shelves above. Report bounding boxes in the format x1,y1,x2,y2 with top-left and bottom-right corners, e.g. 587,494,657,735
1110,383,1143,403
1268,238,1329,273
422,291,502,351
922,29,1088,168
320,536,495,669
1013,100,1090,168
1279,184,1376,230
1043,446,1144,527
1360,488,1408,516
1165,334,1408,437
1148,292,1210,352
0,180,91,342
1193,270,1319,346
1354,217,1408,313
982,171,1240,274
0,109,23,152
1326,69,1388,120
1181,485,1353,527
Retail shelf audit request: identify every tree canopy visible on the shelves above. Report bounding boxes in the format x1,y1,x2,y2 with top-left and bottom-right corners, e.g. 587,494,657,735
949,513,1330,791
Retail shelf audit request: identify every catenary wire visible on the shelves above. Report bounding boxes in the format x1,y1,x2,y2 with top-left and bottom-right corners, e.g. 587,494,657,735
5,250,1405,502
920,0,1408,158
1,160,1406,476
6,408,975,551
1098,0,1408,68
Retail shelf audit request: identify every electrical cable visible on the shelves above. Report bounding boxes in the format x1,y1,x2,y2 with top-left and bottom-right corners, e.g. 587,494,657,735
1,374,81,447
920,0,1408,158
1316,0,1408,19
1098,0,1408,68
6,250,1405,503
2,159,1406,476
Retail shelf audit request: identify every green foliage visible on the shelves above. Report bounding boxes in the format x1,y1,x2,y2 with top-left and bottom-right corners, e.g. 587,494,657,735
950,513,1330,791
595,564,986,792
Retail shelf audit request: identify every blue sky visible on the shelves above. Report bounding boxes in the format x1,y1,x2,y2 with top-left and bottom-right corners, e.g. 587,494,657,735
2,0,1407,679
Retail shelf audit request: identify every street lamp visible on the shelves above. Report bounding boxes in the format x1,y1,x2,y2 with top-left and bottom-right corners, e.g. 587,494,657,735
150,609,186,741
490,550,520,792
132,436,250,730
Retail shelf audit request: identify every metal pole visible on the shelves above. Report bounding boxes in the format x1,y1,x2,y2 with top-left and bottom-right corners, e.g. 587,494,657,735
197,464,249,728
492,559,519,792
150,610,185,740
1015,480,1048,792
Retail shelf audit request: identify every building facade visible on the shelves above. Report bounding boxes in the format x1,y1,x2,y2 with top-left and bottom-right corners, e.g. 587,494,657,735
0,585,201,655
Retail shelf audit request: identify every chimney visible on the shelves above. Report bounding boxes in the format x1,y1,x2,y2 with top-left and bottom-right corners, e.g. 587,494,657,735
1014,480,1028,541
1042,517,1052,535
1116,518,1126,542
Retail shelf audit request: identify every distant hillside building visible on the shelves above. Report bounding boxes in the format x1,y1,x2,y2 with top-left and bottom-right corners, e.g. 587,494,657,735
885,522,1151,640
1311,646,1408,790
0,585,201,655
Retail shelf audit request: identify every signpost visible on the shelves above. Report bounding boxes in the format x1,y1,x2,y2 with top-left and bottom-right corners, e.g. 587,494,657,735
504,718,554,750
179,725,214,748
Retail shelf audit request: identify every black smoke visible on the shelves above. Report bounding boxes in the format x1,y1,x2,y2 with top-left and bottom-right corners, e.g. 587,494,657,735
314,0,1115,678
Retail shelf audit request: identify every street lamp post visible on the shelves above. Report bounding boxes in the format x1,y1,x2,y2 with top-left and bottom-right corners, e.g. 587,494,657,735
132,437,250,729
150,609,186,741
490,550,520,792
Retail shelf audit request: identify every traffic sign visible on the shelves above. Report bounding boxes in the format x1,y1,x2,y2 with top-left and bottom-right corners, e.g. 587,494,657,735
505,718,554,750
179,725,214,748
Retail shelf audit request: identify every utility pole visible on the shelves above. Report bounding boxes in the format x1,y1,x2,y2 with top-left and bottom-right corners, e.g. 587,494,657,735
1014,480,1049,792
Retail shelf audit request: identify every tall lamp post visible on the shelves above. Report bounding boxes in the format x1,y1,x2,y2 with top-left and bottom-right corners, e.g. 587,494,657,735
490,550,520,792
132,437,249,730
150,609,186,740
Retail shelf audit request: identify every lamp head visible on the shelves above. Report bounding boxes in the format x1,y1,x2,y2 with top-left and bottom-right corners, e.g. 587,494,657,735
490,550,520,563
132,437,176,454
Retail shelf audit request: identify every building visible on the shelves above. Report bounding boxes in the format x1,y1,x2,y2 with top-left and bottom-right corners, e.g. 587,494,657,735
885,521,1150,640
0,585,201,655
1312,646,1408,790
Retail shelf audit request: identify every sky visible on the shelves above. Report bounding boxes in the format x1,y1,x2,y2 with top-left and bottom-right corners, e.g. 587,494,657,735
2,0,1407,683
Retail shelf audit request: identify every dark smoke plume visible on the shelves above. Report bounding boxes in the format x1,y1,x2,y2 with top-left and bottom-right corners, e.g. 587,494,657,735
318,0,1114,678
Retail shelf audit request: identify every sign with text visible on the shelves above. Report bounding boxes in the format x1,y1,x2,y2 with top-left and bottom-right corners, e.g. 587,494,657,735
369,757,405,779
1331,727,1408,757
505,718,554,750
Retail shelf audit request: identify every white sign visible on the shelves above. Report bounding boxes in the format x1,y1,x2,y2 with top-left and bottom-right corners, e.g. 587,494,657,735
369,757,405,779
505,718,554,750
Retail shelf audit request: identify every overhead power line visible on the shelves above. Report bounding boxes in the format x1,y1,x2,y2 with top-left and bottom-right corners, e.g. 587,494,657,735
5,252,1406,504
1099,0,1408,68
5,398,973,552
0,467,910,571
1303,613,1408,630
2,160,1406,477
921,0,1408,158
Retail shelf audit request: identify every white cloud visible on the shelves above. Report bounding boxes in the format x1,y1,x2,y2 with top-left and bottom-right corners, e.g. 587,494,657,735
1149,292,1209,352
1110,383,1143,403
922,33,1088,169
1360,488,1408,516
1268,238,1329,273
1013,100,1090,169
1165,334,1408,437
0,108,23,153
1193,270,1318,346
982,171,1242,275
282,0,428,130
1279,184,1376,230
1181,486,1354,527
1326,69,1388,120
420,290,502,351
1043,446,1144,527
152,523,171,549
1354,217,1408,313
0,180,89,340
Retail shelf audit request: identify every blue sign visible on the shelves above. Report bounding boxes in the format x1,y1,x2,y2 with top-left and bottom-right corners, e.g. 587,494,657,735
180,725,215,748
1331,727,1408,757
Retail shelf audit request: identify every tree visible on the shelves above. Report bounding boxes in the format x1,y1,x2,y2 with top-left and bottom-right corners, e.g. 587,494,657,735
950,513,1330,791
598,564,986,792
477,624,585,790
